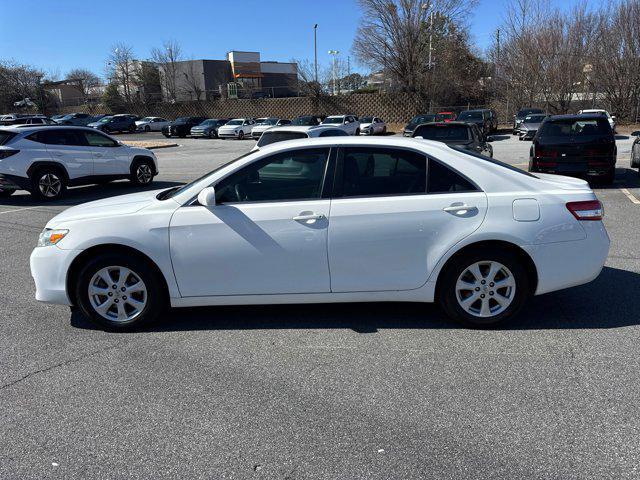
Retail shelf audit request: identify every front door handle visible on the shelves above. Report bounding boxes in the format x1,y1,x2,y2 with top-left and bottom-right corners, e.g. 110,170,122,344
293,212,326,222
95,153,103,157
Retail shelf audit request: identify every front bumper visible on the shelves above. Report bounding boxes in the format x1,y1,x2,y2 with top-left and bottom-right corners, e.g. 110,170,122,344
190,129,210,137
218,131,241,138
30,245,83,305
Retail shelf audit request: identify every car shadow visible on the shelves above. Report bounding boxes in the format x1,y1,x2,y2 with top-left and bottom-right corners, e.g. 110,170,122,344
0,180,183,207
615,135,629,140
70,266,640,333
594,168,640,189
488,135,511,142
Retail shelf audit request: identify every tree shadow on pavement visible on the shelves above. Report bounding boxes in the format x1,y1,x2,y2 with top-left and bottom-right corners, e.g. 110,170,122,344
70,266,640,333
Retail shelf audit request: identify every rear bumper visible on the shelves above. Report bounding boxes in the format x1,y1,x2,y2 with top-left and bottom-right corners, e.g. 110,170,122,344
523,221,610,295
531,159,615,177
0,173,30,191
30,246,82,306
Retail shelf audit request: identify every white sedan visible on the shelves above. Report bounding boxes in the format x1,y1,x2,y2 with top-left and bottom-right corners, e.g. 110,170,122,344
31,137,609,330
321,115,361,135
359,116,387,135
135,117,169,132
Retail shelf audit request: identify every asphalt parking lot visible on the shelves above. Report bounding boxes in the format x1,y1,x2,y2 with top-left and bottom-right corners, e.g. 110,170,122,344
2,132,640,479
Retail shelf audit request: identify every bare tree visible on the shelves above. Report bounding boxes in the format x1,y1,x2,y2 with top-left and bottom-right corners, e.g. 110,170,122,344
66,68,101,96
0,59,46,112
151,40,183,102
293,58,324,97
180,60,204,101
106,43,136,102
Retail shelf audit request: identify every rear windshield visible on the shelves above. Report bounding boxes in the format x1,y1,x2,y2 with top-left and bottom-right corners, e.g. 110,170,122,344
458,111,483,121
538,118,611,138
0,130,16,145
414,124,470,141
256,131,308,147
517,108,543,117
450,146,538,178
408,115,436,126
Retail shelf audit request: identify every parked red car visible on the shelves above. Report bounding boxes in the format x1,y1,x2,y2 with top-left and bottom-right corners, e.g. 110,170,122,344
436,111,457,122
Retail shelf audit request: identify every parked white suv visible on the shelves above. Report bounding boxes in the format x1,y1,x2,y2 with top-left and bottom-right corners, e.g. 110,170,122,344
0,126,158,200
578,109,616,133
217,118,256,139
321,115,361,135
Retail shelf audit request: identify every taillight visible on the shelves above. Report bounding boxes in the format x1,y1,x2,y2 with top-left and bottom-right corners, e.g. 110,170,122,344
0,149,19,159
535,146,558,158
566,200,603,221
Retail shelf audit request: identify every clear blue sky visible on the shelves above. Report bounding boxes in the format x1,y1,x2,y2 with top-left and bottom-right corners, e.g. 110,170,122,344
0,0,603,80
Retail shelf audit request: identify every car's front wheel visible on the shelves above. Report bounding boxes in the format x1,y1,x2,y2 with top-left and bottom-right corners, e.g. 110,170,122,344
31,167,67,200
438,247,531,327
238,131,244,140
75,254,166,330
144,125,151,132
130,159,155,185
209,130,217,139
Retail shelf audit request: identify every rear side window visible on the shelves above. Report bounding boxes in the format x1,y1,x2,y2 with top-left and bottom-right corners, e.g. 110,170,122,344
538,119,611,138
28,129,87,146
0,130,16,145
413,124,470,141
257,131,308,147
84,131,118,147
427,160,477,193
340,147,426,197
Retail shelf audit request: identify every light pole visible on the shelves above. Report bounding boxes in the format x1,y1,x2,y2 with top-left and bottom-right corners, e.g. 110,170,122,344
328,50,339,95
314,24,318,83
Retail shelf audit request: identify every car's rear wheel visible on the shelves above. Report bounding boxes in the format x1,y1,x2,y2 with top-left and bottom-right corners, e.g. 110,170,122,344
31,167,67,200
130,159,154,185
0,188,16,198
75,254,166,331
438,247,531,327
209,130,217,139
355,128,361,136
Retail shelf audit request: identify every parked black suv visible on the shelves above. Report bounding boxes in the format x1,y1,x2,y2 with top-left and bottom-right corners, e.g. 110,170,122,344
89,114,137,133
412,122,493,157
529,114,616,184
162,117,207,138
456,109,497,136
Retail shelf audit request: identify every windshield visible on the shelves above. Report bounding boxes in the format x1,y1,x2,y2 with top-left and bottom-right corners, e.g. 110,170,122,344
175,117,190,123
199,120,217,126
360,116,374,123
517,108,542,118
256,131,308,147
292,116,317,125
458,111,482,121
414,124,471,141
322,116,343,125
408,115,436,126
0,130,17,145
524,115,546,123
161,151,255,200
226,119,243,126
538,118,611,137
98,116,113,123
140,117,152,122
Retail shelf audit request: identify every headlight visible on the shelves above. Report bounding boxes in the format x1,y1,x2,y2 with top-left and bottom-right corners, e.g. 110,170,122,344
37,228,69,247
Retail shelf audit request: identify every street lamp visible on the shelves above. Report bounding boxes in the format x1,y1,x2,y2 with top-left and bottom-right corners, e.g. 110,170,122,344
328,50,339,95
314,24,318,83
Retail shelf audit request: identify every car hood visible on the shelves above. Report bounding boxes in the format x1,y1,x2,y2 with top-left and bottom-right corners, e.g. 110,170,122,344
252,124,273,132
86,122,102,127
360,123,373,128
521,122,542,129
47,189,164,227
218,125,241,131
135,121,150,126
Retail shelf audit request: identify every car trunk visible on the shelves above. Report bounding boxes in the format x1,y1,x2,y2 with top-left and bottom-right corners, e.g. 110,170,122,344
533,136,615,173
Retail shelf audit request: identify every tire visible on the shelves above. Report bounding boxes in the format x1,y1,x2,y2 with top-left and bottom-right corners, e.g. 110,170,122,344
30,167,67,200
163,133,171,138
128,125,136,133
601,168,615,185
130,159,155,186
355,128,361,136
144,125,151,133
382,126,387,135
0,188,16,198
75,253,166,331
238,131,244,140
438,247,531,327
209,130,217,139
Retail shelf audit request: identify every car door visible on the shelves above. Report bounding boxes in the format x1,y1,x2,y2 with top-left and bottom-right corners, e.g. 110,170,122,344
40,129,94,179
328,146,488,292
169,147,333,297
82,130,131,176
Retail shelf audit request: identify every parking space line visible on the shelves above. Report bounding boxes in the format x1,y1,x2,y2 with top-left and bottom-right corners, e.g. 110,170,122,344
0,206,41,216
620,188,640,204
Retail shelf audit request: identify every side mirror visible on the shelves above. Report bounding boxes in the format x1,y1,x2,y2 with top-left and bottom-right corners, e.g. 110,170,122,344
611,116,616,120
486,136,494,142
197,186,216,207
632,131,640,136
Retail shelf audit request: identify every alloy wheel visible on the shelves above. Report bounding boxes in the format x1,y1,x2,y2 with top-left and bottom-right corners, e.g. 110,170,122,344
38,173,62,198
455,260,516,318
136,164,153,183
88,266,148,323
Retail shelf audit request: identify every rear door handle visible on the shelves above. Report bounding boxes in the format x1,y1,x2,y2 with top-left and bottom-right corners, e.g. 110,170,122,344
443,204,476,214
95,153,103,157
293,213,326,221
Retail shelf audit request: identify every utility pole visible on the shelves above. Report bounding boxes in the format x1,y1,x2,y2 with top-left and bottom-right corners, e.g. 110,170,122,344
427,10,434,70
328,50,339,95
314,24,318,83
495,28,501,76
347,56,351,91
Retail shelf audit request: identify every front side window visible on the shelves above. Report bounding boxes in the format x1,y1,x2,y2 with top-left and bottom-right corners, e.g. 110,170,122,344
340,147,426,198
84,131,118,147
215,148,330,203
